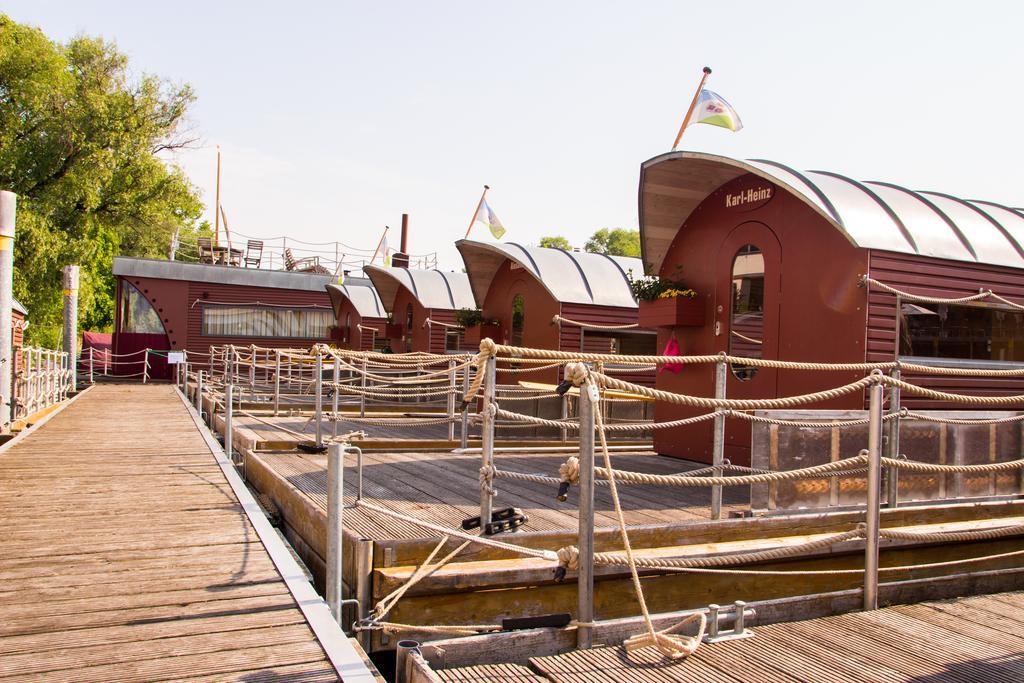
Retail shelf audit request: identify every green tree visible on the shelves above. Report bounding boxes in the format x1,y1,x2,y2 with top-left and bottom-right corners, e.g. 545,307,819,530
538,235,572,250
0,15,203,347
584,228,641,257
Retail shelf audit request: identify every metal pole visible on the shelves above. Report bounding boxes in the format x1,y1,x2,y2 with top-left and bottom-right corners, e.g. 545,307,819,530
326,442,344,624
332,356,340,438
886,367,901,509
359,358,367,418
61,265,80,390
479,355,497,529
196,370,204,420
314,351,323,448
274,350,281,416
0,191,16,429
142,349,149,384
460,364,470,449
864,374,884,611
447,359,456,442
88,347,94,384
711,355,728,520
577,379,598,650
225,383,234,464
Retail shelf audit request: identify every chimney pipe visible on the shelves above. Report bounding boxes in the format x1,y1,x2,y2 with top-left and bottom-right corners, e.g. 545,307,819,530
392,213,411,269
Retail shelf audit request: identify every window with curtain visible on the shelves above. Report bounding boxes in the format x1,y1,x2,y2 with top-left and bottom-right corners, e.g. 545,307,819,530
201,305,332,339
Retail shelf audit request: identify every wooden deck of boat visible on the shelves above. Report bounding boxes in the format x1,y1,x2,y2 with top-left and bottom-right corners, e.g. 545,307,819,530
252,448,748,542
0,385,351,682
433,590,1024,682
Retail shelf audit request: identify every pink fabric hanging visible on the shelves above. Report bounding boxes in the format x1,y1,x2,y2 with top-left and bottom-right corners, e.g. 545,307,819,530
659,337,684,374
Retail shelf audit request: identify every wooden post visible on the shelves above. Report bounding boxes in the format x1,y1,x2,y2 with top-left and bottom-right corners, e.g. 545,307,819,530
577,379,598,650
479,355,497,531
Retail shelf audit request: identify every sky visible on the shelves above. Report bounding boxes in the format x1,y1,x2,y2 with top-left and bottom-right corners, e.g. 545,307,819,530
5,1,1023,271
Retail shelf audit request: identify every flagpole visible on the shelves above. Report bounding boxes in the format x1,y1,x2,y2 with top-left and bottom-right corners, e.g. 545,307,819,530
464,185,490,239
671,66,712,151
214,146,222,247
369,226,389,265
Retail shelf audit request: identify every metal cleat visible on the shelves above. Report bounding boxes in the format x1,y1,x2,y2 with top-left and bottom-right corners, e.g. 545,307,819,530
703,601,755,643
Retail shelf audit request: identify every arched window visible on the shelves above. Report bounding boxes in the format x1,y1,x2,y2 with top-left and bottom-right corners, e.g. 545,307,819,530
511,294,525,347
729,244,764,381
119,282,165,334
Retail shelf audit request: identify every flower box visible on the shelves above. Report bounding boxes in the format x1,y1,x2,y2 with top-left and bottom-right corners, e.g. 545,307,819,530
462,323,502,346
638,296,704,328
385,323,404,339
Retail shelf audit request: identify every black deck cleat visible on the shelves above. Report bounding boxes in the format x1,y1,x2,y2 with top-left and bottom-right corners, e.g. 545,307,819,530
554,566,567,583
557,481,571,502
555,379,573,397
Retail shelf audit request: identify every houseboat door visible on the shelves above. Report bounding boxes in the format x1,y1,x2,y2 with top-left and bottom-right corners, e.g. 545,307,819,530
716,221,782,404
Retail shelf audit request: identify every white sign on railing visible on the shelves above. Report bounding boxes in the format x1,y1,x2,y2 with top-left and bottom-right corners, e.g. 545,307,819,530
167,351,185,364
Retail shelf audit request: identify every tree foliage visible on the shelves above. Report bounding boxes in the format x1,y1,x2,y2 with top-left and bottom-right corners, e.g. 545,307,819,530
0,15,204,347
538,235,572,251
584,228,640,257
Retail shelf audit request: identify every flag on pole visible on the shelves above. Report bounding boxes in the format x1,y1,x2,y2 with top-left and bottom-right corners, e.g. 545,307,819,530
473,198,506,240
691,89,743,132
381,235,392,266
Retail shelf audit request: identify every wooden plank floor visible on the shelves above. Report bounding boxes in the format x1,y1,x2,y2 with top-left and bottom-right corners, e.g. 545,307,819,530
0,385,341,682
257,448,748,542
434,590,1024,682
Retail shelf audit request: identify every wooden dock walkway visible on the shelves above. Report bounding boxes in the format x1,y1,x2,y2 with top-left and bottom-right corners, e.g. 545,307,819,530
430,590,1024,682
0,384,376,682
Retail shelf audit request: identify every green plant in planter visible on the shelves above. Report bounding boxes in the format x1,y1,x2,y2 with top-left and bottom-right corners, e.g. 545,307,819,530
455,308,485,328
627,267,697,302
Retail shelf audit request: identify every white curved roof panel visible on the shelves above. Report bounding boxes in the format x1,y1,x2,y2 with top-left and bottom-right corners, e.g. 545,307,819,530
639,151,1024,273
363,266,475,312
325,283,386,319
456,240,641,308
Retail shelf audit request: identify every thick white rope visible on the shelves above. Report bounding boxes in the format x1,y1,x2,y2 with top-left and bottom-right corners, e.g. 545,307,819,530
552,314,640,330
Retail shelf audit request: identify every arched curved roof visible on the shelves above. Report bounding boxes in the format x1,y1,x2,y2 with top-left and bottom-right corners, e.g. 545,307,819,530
639,151,1024,274
456,240,641,308
363,266,476,312
325,283,386,320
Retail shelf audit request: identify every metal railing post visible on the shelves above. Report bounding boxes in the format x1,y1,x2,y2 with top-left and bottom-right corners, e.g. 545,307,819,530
711,354,728,520
479,354,497,529
359,358,367,418
332,355,340,438
196,370,204,421
355,537,374,650
327,442,344,624
460,364,470,449
142,349,149,384
864,373,884,610
886,367,901,508
577,378,598,650
249,344,256,402
273,350,281,416
447,359,456,441
560,392,569,443
88,346,94,384
314,350,324,448
225,383,234,464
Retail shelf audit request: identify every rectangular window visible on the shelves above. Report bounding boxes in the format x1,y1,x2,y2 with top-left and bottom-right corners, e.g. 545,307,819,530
581,330,657,356
201,305,332,339
899,302,1024,362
